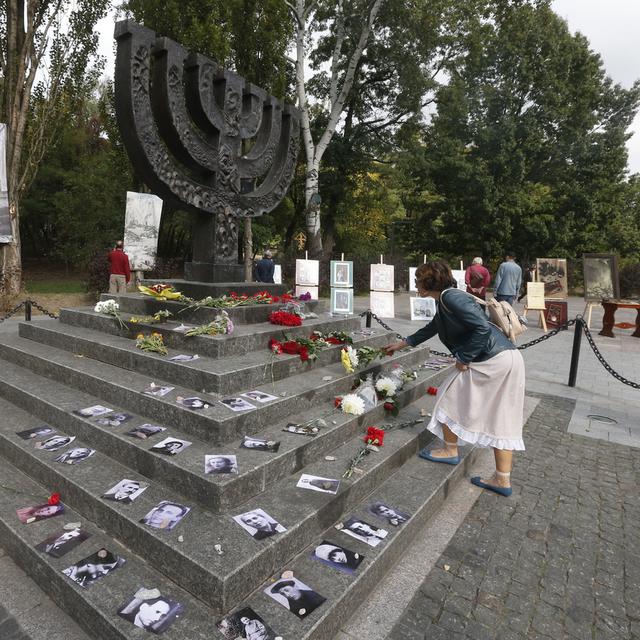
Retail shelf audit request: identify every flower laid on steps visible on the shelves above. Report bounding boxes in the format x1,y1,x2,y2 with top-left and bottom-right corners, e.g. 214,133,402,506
268,331,350,362
128,309,173,324
340,345,385,373
269,310,302,326
311,330,353,345
364,427,386,446
180,290,280,312
375,376,398,397
337,393,366,416
135,332,168,356
138,284,184,300
94,299,127,331
184,311,234,336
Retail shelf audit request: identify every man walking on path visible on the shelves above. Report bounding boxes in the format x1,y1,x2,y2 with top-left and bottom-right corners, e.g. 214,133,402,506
493,252,522,305
108,240,131,294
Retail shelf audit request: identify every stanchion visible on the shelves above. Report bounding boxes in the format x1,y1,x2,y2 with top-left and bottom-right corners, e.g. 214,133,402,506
568,317,583,387
366,310,372,328
24,300,32,322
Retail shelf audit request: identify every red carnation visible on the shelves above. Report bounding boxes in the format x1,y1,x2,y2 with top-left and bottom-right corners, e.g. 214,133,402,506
384,401,395,411
269,311,302,327
327,337,342,344
269,338,282,354
48,492,61,505
427,386,438,396
272,296,280,303
282,341,300,355
334,397,343,408
364,427,385,446
299,346,309,361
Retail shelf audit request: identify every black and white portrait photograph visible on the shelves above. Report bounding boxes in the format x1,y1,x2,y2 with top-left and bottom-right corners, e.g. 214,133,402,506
369,291,395,318
233,508,286,540
102,478,149,503
142,384,175,397
140,501,191,530
220,397,256,412
204,455,238,475
339,516,388,547
16,503,65,524
176,396,210,410
410,296,436,322
331,288,353,315
54,447,96,465
93,412,133,427
283,423,319,437
150,437,192,456
216,607,279,640
126,423,166,440
240,436,280,453
264,576,326,619
295,258,320,286
330,260,353,288
240,390,279,404
169,353,199,362
310,540,364,575
117,589,185,635
62,548,126,588
16,426,55,440
73,405,113,418
367,501,410,527
35,434,75,451
35,527,90,558
370,264,394,291
297,473,340,495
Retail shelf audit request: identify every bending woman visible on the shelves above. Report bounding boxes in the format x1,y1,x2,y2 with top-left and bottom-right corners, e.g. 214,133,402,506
385,261,525,496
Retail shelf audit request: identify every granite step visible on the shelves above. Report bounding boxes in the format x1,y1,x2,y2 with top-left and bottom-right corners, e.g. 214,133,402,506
0,334,431,445
18,318,392,396
59,307,356,359
0,390,448,614
139,278,289,300
0,356,450,512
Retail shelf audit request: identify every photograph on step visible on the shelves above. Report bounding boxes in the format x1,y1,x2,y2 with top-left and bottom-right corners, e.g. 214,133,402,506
117,588,185,635
264,576,326,619
283,422,320,437
126,423,166,440
169,353,199,362
310,540,364,575
62,548,126,588
216,606,280,640
296,473,340,495
176,396,210,410
34,434,75,451
16,502,65,524
73,405,114,418
338,516,388,547
142,384,175,397
35,527,90,558
204,455,238,475
102,478,149,504
220,397,257,412
140,501,191,530
366,501,411,527
150,437,192,456
54,446,96,465
241,390,279,404
233,508,286,540
240,435,281,453
93,412,133,427
16,425,55,440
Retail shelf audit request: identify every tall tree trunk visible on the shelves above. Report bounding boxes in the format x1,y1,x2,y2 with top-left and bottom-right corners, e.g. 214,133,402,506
0,200,22,297
304,162,322,256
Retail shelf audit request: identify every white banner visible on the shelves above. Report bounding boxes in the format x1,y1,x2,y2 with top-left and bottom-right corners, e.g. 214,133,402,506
0,124,11,244
123,191,163,271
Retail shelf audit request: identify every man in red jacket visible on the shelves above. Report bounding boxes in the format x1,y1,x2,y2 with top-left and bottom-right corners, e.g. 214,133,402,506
108,240,131,294
465,256,491,300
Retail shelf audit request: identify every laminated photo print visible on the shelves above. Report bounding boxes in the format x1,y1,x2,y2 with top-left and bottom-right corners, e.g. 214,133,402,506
73,405,113,418
338,516,388,548
16,426,55,440
310,540,364,575
102,478,149,504
16,502,65,524
93,412,133,427
176,396,210,410
35,527,90,558
62,548,126,588
35,435,76,451
233,508,286,540
367,501,410,527
240,435,280,453
142,384,175,397
54,447,96,465
240,390,279,404
296,473,340,495
216,607,279,640
283,423,319,437
140,501,190,531
150,437,192,456
169,353,199,362
204,455,238,475
117,589,185,635
126,423,166,440
220,397,256,412
264,576,326,619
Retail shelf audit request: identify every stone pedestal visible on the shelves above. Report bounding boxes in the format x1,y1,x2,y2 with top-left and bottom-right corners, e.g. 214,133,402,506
184,262,245,283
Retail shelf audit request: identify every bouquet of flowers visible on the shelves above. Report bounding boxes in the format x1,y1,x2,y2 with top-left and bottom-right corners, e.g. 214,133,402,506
135,332,168,355
311,330,353,345
138,284,184,300
94,299,127,331
185,311,234,336
269,335,324,362
180,290,277,313
128,310,173,324
335,375,378,415
269,310,302,326
341,345,385,373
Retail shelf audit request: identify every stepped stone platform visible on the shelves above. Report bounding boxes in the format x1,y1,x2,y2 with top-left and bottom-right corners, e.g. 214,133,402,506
140,279,289,300
0,287,469,640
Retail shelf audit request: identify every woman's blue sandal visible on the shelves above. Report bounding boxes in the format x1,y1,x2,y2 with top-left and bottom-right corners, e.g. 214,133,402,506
418,447,460,465
470,476,513,497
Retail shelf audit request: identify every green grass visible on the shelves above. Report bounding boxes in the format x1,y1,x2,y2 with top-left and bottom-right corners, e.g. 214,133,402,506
24,280,85,294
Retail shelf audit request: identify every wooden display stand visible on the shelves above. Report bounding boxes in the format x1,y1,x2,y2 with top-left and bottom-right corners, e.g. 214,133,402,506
582,301,598,328
522,282,547,332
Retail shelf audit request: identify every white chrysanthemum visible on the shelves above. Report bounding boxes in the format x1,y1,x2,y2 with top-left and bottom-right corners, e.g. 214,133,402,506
94,299,119,314
341,393,366,416
375,377,398,397
346,345,359,367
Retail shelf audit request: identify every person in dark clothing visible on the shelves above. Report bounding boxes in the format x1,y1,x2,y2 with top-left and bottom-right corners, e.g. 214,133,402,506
108,240,131,293
254,250,275,283
517,263,537,302
269,580,325,618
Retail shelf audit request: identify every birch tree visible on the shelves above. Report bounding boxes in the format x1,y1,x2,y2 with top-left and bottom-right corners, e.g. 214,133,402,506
287,0,384,256
0,0,108,297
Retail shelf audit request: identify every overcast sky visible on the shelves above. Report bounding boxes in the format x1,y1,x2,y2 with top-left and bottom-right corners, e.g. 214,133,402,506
97,0,640,173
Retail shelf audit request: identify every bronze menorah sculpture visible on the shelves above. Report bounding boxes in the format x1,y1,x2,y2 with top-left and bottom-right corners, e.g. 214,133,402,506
114,20,300,282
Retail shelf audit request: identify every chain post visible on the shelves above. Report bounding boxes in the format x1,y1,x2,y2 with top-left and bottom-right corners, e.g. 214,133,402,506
24,300,32,321
568,316,583,387
366,310,372,328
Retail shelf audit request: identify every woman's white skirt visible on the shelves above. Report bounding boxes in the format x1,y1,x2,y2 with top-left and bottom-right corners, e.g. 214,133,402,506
427,349,525,450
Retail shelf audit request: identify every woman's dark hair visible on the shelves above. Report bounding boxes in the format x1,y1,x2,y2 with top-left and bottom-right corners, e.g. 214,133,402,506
415,261,456,292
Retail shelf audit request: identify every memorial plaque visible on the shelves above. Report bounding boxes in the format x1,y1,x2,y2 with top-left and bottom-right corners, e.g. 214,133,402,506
124,191,163,271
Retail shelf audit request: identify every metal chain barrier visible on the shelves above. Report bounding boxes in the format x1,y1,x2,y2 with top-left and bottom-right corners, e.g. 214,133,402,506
0,302,25,322
517,318,577,350
29,300,59,319
0,300,59,323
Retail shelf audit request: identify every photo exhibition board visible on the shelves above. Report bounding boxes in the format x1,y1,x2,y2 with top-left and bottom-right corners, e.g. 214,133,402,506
330,260,354,288
295,259,320,286
583,254,620,301
370,291,395,318
0,124,11,243
123,191,163,271
451,270,466,293
545,300,568,328
370,264,394,292
525,282,546,310
331,288,354,315
295,285,319,300
273,264,282,284
409,267,417,292
410,296,436,322
536,258,568,299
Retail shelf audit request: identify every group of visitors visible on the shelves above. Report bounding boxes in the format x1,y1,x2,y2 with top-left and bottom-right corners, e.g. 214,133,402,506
465,253,536,304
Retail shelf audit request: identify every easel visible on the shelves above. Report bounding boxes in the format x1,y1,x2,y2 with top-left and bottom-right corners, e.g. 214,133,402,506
523,304,547,332
582,301,597,329
522,282,547,332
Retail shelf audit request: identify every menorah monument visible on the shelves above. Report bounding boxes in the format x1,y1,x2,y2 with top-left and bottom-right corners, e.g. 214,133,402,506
114,20,300,282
